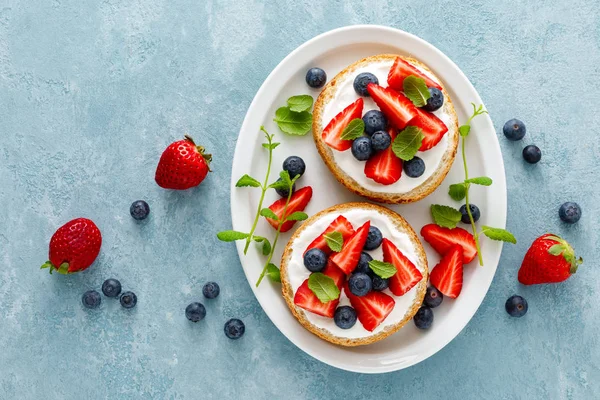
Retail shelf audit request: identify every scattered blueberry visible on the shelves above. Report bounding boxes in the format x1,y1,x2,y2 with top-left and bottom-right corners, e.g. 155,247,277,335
282,156,306,179
403,157,426,178
130,200,150,221
423,287,443,308
351,137,373,161
364,226,383,250
82,290,101,309
120,291,137,309
334,306,357,329
371,130,391,151
101,278,122,298
274,177,296,198
559,202,582,224
459,204,481,224
522,145,542,164
354,252,373,274
303,248,328,272
362,110,387,135
353,72,378,97
423,87,444,112
503,119,526,141
185,302,206,322
505,295,528,318
202,282,220,299
413,306,434,329
305,68,327,89
371,275,389,291
348,273,372,297
224,318,245,340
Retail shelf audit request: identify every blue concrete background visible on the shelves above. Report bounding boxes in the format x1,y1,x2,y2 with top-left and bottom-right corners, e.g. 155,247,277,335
0,0,598,398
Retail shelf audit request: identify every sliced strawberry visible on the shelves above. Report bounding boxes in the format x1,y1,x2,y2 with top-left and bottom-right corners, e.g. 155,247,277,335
344,284,395,331
364,128,402,185
382,238,423,296
266,186,313,232
367,84,418,130
420,224,478,264
304,215,356,256
322,98,364,151
323,260,346,288
387,57,442,92
330,221,370,274
293,261,346,318
409,107,449,151
429,245,463,298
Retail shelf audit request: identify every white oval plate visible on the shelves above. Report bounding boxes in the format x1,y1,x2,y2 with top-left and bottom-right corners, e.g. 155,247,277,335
230,25,506,373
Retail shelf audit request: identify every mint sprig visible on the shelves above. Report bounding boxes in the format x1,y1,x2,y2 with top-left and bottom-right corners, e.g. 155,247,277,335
273,95,314,135
403,75,431,107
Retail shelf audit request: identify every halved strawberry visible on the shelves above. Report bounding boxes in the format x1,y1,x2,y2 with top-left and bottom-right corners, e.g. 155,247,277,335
330,221,370,274
322,98,364,151
323,260,346,288
367,84,418,130
382,238,423,296
387,57,442,92
304,215,356,256
420,224,478,264
344,284,395,331
411,107,448,151
293,261,346,318
429,245,463,298
364,128,402,185
265,186,313,232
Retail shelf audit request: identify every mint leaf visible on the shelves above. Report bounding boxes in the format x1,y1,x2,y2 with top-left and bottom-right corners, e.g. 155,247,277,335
287,95,314,113
254,236,272,255
466,176,493,186
286,212,308,222
279,170,292,187
308,273,340,303
262,142,280,150
368,260,397,279
340,118,365,141
266,263,281,283
431,204,462,229
273,107,312,136
268,179,288,190
403,75,431,107
217,230,249,242
392,126,424,161
449,183,467,201
323,231,343,252
459,125,471,137
260,208,278,221
481,226,517,244
235,174,261,188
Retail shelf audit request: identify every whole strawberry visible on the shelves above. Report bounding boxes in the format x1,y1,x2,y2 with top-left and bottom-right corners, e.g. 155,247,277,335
518,234,582,285
155,135,212,190
41,218,102,274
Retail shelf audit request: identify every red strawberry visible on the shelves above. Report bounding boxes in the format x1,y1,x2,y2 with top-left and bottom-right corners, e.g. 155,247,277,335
293,261,346,317
410,107,449,151
382,238,423,296
387,57,442,92
364,128,403,185
304,215,355,256
518,234,583,285
322,98,364,151
367,84,418,130
344,284,395,331
429,245,463,298
265,186,313,232
420,224,478,264
155,135,212,190
41,218,102,274
330,221,370,274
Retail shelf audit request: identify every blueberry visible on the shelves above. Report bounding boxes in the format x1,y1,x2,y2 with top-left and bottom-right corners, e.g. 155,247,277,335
353,72,378,97
503,119,526,141
82,290,101,309
522,145,542,164
119,291,137,309
303,248,328,272
362,110,387,135
224,318,245,340
349,273,372,297
351,137,373,161
459,204,481,224
424,287,443,308
202,282,220,299
274,177,296,198
371,130,391,151
185,302,206,322
413,306,433,329
306,68,327,89
372,275,389,291
423,87,444,112
505,295,528,318
559,202,581,224
354,252,373,274
130,200,150,221
364,226,383,250
101,278,122,298
282,156,306,179
334,306,357,329
403,157,426,178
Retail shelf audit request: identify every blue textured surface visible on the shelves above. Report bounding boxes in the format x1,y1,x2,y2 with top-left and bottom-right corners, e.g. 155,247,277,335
1,1,599,399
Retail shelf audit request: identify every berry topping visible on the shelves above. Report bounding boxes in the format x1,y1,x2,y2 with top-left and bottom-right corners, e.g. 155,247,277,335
382,238,423,296
424,286,443,308
348,272,373,297
413,306,434,329
202,282,220,299
130,200,150,221
344,284,395,332
101,278,122,298
155,135,212,190
274,177,296,198
367,83,418,130
351,137,373,161
371,275,390,291
518,234,582,285
293,262,345,317
503,119,526,141
120,291,137,309
422,87,444,112
522,145,542,164
387,57,442,92
306,67,327,88
559,202,581,224
364,226,383,251
353,72,379,97
224,318,245,340
429,245,463,298
304,215,355,256
334,306,358,329
364,128,403,185
363,110,388,136
505,295,528,317
371,130,391,151
410,107,448,151
421,224,478,264
185,302,206,322
403,156,425,178
265,186,313,232
330,221,371,274
282,156,306,179
82,290,101,309
354,252,373,274
303,248,328,272
322,98,364,151
459,204,480,223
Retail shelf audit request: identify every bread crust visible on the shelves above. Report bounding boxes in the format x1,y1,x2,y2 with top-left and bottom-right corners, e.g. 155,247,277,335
280,202,428,347
312,54,459,204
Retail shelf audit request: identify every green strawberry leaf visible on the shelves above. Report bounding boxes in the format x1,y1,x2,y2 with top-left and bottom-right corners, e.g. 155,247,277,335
480,226,517,244
403,75,431,107
548,244,564,256
308,273,340,303
235,174,261,188
324,231,343,252
266,263,281,283
392,126,424,161
217,230,250,242
466,176,493,186
340,118,365,141
368,260,397,279
287,95,314,113
448,183,467,201
430,204,462,229
273,107,312,136
260,208,278,221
